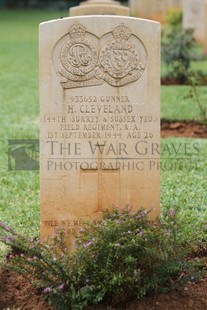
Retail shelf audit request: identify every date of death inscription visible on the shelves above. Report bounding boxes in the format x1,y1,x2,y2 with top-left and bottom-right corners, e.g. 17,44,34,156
42,96,158,140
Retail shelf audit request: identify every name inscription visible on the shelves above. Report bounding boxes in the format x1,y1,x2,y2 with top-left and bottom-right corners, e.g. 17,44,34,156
42,94,157,144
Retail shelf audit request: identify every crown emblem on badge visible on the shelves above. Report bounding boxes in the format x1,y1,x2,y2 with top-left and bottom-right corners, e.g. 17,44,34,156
69,22,86,39
112,23,131,40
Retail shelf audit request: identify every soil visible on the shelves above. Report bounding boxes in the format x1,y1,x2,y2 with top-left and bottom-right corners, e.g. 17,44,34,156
161,76,207,86
0,121,206,310
0,268,207,310
0,269,52,310
161,120,207,139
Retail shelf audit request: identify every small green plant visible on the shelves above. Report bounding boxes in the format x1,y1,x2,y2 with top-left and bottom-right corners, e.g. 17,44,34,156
162,10,196,83
187,71,207,123
162,28,195,83
0,209,205,310
166,8,182,27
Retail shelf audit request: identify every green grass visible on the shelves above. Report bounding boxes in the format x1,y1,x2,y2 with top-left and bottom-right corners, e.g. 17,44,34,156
161,138,207,241
161,59,207,79
161,85,207,120
0,10,68,237
0,10,68,141
0,10,206,245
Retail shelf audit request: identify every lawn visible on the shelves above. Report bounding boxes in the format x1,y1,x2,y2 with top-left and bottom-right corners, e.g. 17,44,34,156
0,9,206,245
161,85,207,120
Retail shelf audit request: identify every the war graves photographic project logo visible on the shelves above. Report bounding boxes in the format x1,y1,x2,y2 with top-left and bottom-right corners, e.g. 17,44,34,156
8,140,39,171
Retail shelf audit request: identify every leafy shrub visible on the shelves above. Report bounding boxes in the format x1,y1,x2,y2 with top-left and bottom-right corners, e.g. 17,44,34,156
187,71,207,123
162,28,195,83
0,209,204,310
166,8,182,27
162,9,196,83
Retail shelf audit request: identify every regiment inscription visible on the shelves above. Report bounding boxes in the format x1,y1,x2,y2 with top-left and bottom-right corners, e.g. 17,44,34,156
39,16,160,244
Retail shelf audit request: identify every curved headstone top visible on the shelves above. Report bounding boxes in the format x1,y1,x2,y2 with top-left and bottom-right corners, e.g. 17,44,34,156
80,0,121,4
39,15,160,245
70,0,129,16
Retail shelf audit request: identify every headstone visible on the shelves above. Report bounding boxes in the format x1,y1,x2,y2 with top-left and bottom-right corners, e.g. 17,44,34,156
39,16,160,244
70,0,129,16
167,0,183,9
205,1,207,54
129,0,182,23
183,0,206,44
80,0,121,3
129,0,166,23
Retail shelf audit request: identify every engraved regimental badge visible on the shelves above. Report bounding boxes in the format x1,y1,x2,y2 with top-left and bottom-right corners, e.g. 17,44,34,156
57,22,102,89
53,22,147,89
99,24,145,86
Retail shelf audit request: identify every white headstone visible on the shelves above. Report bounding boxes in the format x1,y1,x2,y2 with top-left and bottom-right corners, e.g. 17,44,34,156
39,16,161,244
129,0,183,23
183,0,206,44
205,1,207,54
70,0,129,16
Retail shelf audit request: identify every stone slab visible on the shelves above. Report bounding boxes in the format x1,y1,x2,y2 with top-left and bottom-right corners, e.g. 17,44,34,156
167,0,183,9
80,0,121,4
183,0,206,44
205,1,207,54
129,0,182,23
39,16,160,244
129,0,166,23
70,0,129,16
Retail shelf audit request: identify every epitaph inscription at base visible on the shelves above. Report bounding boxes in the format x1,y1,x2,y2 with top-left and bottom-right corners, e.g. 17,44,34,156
40,16,160,244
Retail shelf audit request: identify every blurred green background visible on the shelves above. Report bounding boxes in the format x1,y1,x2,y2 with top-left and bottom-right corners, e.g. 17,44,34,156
0,0,127,10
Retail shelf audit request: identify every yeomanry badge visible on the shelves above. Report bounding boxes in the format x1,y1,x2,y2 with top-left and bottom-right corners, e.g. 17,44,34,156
99,24,147,87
